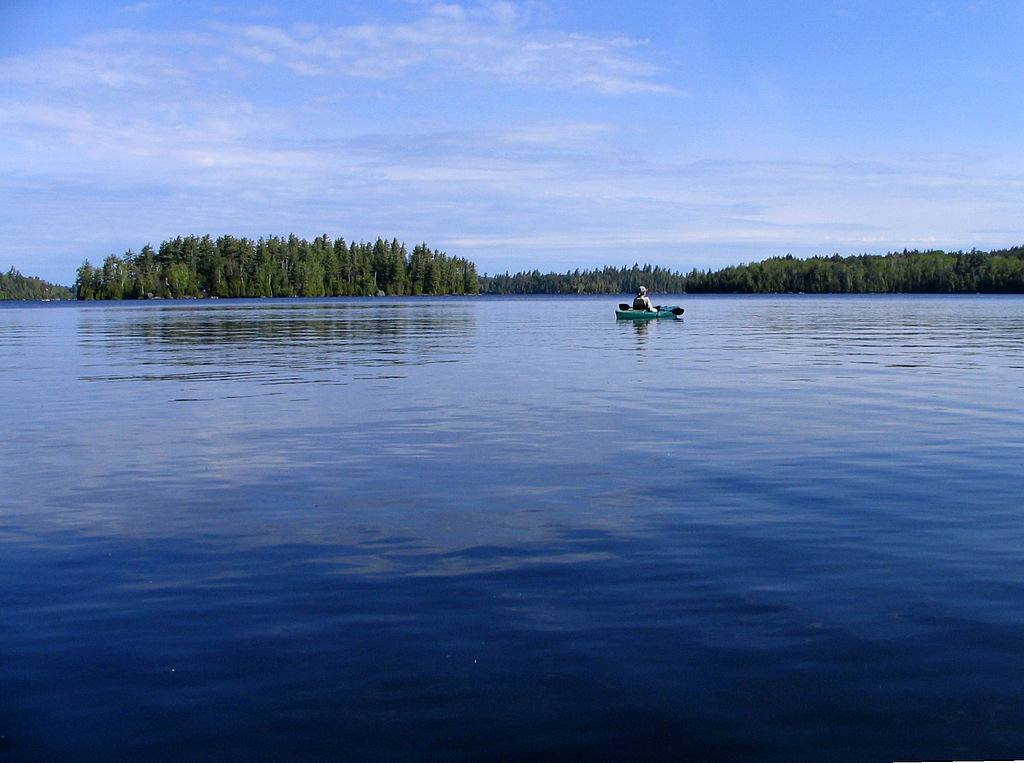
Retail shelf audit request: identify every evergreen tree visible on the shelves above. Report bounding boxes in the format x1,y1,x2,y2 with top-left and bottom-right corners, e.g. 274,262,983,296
72,234,485,299
0,267,73,300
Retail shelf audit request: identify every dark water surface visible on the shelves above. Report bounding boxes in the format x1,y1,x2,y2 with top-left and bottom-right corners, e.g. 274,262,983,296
3,295,1024,761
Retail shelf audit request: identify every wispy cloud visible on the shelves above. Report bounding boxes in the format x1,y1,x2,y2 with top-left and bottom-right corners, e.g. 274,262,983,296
223,7,678,94
3,1,677,92
0,1,678,178
0,1,680,220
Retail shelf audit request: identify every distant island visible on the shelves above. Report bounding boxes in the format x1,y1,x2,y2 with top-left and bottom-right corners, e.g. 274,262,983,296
73,235,480,300
0,267,73,300
4,237,1024,300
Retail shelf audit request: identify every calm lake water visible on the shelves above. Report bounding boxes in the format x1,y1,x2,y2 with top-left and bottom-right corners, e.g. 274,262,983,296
3,294,1024,761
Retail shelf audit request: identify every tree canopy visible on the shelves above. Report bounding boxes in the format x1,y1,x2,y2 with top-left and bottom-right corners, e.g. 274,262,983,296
74,235,480,300
0,267,72,300
479,264,688,294
684,247,1024,294
35,240,1024,300
480,247,1024,295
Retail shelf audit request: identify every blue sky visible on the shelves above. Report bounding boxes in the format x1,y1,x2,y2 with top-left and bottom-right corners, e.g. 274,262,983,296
3,0,1023,284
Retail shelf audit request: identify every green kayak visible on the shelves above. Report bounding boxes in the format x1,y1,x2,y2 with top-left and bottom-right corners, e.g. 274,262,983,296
616,305,684,320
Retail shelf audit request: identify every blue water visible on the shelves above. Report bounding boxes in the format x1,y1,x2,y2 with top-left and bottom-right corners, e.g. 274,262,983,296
2,295,1024,761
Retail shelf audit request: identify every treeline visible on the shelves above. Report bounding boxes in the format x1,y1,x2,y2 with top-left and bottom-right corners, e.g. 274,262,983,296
685,247,1024,294
75,234,480,300
480,264,688,294
0,267,73,300
49,240,1024,300
481,247,1024,295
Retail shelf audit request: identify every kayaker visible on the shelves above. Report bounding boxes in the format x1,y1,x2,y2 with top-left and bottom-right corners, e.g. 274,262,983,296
632,286,655,312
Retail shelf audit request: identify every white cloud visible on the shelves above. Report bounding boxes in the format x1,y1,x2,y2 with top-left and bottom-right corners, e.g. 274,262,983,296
0,0,680,180
429,3,468,21
5,4,663,96
118,1,160,13
217,6,678,94
474,1,519,25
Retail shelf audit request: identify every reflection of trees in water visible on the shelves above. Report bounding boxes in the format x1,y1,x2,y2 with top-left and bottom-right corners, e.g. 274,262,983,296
78,302,478,381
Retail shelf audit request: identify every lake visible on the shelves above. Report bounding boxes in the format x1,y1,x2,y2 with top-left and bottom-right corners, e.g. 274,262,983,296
2,294,1024,761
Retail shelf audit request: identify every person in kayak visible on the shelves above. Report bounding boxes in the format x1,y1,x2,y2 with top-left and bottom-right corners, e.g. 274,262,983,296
632,286,655,312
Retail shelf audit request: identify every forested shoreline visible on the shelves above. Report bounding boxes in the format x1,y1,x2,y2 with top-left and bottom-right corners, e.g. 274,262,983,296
0,268,73,300
6,241,1024,301
683,247,1024,294
73,234,480,300
477,247,1024,294
479,264,687,294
